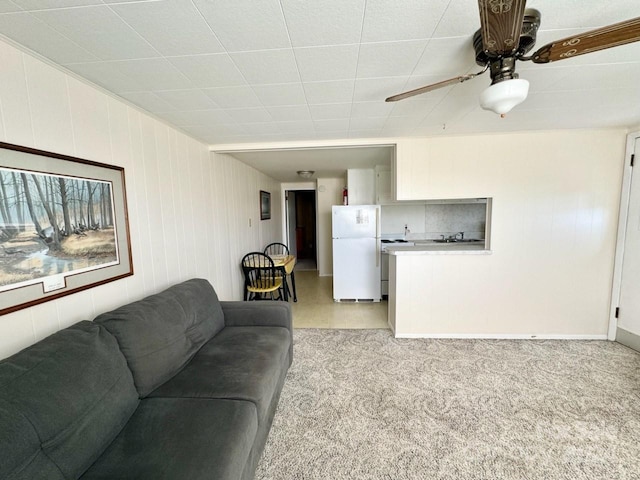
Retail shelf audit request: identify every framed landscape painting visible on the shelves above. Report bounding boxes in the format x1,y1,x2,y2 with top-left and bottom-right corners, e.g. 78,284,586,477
0,142,133,315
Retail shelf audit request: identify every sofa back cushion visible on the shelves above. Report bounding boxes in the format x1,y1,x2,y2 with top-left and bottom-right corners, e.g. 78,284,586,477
0,321,139,480
94,278,225,397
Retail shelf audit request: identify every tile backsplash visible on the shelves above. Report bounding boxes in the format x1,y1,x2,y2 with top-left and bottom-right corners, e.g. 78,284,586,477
381,202,486,240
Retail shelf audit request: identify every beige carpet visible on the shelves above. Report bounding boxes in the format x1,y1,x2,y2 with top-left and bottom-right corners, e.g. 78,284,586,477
256,329,640,480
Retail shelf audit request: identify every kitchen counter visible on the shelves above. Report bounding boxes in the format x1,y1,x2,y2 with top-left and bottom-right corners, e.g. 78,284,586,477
384,241,490,255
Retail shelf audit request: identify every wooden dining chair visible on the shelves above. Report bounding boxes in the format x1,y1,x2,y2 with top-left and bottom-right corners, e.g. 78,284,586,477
264,243,297,302
264,242,289,256
241,252,284,301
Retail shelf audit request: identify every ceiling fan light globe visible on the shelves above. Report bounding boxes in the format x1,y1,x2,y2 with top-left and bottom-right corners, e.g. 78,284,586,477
479,79,529,115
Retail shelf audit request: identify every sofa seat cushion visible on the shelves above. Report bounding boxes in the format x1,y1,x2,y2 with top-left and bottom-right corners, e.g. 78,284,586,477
80,398,257,480
149,326,291,424
95,279,225,397
0,321,138,480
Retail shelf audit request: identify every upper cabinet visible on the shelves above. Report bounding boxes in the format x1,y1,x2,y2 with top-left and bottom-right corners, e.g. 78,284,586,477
347,168,375,205
375,165,392,204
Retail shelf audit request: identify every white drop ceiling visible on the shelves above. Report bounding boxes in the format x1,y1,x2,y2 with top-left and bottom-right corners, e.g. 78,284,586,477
0,0,639,175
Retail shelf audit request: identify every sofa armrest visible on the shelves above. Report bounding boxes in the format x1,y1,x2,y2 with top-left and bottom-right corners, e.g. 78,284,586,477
221,301,293,365
221,301,292,332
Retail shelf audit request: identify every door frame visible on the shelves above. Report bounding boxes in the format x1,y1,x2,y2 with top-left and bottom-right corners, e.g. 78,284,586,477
280,182,315,259
609,131,640,340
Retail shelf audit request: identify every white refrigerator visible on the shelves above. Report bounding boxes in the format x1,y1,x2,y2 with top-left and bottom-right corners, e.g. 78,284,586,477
332,205,381,302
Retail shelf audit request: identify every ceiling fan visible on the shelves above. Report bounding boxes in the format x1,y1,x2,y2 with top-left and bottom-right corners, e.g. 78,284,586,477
385,1,640,116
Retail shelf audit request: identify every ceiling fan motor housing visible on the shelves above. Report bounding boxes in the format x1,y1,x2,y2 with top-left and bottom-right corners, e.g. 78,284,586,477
473,8,541,67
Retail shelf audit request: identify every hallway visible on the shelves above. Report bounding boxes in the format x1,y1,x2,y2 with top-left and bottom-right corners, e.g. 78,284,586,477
289,270,388,330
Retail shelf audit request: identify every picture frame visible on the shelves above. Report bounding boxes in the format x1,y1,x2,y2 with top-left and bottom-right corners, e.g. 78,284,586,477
0,142,133,315
260,190,271,220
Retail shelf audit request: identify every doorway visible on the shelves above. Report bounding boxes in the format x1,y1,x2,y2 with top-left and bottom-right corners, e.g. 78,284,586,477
286,190,317,271
612,133,640,352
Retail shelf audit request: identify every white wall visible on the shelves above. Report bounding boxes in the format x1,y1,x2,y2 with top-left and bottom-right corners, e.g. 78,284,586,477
391,130,626,337
316,177,343,276
0,39,280,359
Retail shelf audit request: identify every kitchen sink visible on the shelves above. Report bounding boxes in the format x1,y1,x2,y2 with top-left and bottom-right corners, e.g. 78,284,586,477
432,238,482,243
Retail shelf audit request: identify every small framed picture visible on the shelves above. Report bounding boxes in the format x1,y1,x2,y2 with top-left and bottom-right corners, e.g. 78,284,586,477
260,190,271,220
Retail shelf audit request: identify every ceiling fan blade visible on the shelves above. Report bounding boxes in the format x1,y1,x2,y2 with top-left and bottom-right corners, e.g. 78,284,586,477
530,16,640,63
478,0,527,56
385,72,482,102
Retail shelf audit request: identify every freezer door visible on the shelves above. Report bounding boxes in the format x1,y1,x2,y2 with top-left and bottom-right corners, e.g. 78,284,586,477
332,205,380,238
332,237,381,301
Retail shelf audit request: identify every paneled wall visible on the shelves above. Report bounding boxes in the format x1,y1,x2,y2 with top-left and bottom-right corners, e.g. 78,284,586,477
392,130,626,337
0,39,280,359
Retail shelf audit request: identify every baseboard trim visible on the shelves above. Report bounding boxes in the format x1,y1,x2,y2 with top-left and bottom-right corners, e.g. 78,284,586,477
616,327,640,352
394,333,609,340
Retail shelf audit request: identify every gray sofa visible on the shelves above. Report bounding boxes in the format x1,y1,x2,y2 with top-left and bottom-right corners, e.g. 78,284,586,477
0,278,292,480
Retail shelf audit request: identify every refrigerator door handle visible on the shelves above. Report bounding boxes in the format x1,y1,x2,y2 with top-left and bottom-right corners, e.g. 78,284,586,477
376,240,380,267
376,207,380,238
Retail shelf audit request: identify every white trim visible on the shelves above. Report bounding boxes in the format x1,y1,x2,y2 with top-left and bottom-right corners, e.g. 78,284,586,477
609,131,640,340
280,182,316,247
394,333,609,340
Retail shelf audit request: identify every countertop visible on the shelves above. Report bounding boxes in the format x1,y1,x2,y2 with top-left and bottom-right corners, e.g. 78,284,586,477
384,241,490,255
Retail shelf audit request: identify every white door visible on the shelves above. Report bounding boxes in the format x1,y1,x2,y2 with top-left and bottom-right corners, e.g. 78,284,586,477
617,136,640,345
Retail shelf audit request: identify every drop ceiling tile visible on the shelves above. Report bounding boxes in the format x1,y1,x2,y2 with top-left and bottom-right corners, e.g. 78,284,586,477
383,115,426,130
242,122,281,135
413,37,477,77
167,54,247,88
294,44,359,82
388,97,437,118
353,76,408,103
357,40,427,79
351,101,394,118
192,0,290,52
275,120,315,134
0,12,98,64
65,61,145,92
0,1,23,13
431,0,481,38
313,118,350,132
154,89,218,110
108,58,192,90
266,105,311,122
309,103,352,120
181,124,246,141
32,5,160,61
161,109,235,126
361,0,449,43
303,79,355,104
110,0,224,56
13,0,100,9
118,91,177,113
281,0,365,47
230,49,300,85
349,116,386,131
349,129,382,138
251,83,306,106
202,85,261,108
226,107,273,123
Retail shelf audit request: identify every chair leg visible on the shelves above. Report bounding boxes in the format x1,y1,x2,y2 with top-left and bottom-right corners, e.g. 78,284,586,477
290,272,297,302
